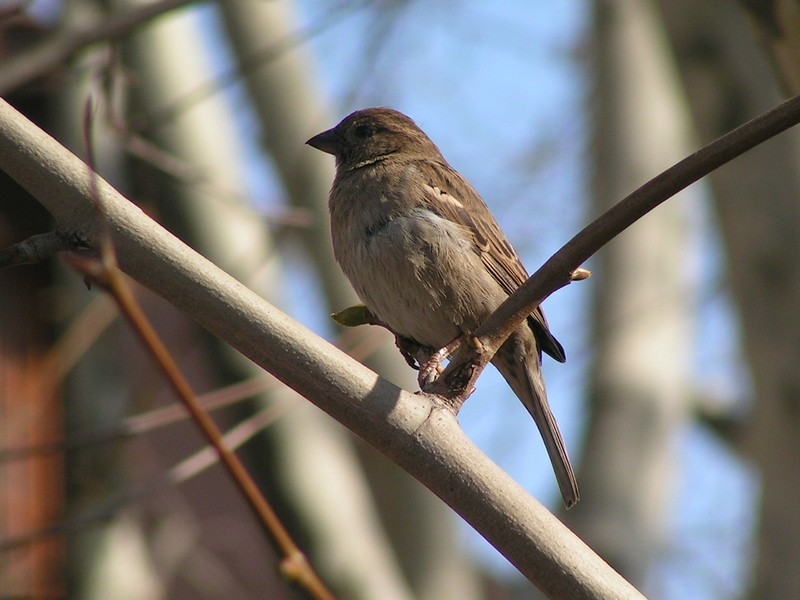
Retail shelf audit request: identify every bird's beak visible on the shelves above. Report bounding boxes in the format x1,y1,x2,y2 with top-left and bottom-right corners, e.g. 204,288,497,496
306,127,340,155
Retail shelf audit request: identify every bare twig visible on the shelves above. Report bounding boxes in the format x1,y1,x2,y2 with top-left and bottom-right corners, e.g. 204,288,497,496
430,92,800,408
70,251,334,597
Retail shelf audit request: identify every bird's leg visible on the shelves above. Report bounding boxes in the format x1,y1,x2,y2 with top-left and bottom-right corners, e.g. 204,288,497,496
394,334,469,391
419,336,464,389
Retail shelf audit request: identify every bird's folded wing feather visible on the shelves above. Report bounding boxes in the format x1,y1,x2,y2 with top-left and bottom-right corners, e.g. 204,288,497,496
416,159,566,363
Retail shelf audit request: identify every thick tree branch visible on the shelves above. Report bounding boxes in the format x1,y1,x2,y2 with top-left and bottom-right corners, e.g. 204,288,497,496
0,100,643,599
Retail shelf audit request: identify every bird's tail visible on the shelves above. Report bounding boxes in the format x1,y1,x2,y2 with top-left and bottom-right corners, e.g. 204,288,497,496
494,348,579,509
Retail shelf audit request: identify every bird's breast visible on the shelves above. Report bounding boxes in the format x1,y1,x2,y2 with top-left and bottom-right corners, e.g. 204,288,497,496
331,197,504,348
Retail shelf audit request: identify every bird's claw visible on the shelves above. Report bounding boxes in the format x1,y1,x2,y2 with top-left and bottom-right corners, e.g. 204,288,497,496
418,348,447,389
417,335,465,391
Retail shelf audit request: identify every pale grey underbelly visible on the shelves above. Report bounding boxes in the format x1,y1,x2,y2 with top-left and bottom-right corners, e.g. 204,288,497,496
337,210,506,348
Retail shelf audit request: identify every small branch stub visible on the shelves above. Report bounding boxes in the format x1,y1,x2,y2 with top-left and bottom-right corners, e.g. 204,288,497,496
0,230,91,269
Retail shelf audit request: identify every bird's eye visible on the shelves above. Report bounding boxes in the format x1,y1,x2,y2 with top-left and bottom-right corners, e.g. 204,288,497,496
354,124,372,139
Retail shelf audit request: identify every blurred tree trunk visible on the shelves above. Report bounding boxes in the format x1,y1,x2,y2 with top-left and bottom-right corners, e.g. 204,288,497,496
741,0,800,95
53,4,161,599
564,0,695,589
216,2,481,599
658,1,800,597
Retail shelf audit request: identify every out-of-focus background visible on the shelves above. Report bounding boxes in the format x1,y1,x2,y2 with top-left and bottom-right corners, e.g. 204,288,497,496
2,1,799,598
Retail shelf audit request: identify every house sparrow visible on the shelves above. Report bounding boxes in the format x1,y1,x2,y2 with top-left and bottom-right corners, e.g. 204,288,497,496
307,107,578,508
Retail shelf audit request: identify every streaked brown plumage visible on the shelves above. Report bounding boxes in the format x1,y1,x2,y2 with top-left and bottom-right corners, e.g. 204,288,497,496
307,107,578,508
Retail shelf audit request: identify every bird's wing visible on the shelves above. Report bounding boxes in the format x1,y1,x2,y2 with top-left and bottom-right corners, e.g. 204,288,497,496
417,160,565,363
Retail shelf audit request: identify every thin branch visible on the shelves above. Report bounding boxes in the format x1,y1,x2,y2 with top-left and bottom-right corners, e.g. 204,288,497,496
70,251,333,597
63,104,335,600
0,230,87,268
72,248,331,591
0,0,200,95
430,91,800,406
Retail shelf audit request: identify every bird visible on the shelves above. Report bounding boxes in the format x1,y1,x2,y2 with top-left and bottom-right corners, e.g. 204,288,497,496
307,107,578,508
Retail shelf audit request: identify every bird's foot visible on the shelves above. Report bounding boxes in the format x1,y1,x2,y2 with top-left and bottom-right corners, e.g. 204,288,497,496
418,336,463,390
418,347,447,388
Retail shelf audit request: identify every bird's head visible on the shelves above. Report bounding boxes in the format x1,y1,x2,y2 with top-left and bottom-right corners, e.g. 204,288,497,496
306,107,442,171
